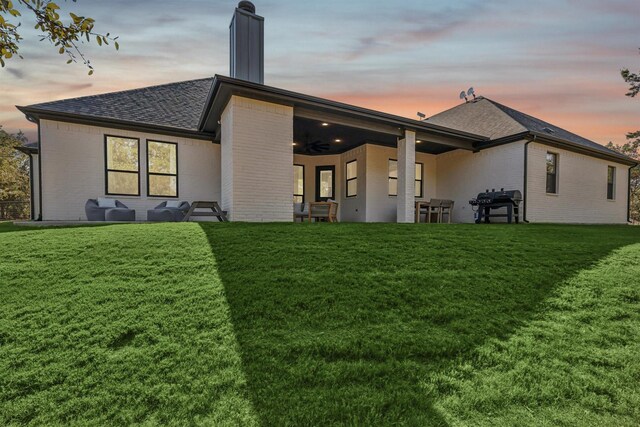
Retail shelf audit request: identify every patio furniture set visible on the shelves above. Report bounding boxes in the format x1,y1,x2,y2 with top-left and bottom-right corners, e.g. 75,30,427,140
415,199,455,223
85,198,228,222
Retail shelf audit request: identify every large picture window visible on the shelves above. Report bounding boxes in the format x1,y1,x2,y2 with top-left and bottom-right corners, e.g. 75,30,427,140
294,164,304,203
147,140,178,197
388,159,424,197
607,166,616,200
105,136,139,196
546,152,558,194
346,160,357,197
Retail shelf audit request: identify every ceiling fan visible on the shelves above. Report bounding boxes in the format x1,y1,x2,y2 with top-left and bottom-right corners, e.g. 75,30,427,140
299,132,330,154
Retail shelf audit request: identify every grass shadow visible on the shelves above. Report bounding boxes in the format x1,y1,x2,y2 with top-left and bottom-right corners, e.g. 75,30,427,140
200,222,640,425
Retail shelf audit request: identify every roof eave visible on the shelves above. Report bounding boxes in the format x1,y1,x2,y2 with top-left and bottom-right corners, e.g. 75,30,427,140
200,75,489,143
529,132,637,166
18,106,215,142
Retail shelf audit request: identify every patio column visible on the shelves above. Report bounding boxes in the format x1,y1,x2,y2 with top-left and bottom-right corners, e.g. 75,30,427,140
397,130,416,223
220,95,294,221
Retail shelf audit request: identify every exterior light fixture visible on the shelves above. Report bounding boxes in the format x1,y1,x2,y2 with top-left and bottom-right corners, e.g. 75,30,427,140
416,140,422,144
292,142,297,146
321,122,329,126
334,139,342,143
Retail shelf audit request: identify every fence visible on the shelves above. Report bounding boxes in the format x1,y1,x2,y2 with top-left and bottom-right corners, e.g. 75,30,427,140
0,201,31,220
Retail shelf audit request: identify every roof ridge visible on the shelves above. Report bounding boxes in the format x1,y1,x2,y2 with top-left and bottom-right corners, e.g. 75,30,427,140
30,77,215,108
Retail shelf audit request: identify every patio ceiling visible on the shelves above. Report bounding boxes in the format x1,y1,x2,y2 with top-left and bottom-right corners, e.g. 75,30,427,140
293,117,458,155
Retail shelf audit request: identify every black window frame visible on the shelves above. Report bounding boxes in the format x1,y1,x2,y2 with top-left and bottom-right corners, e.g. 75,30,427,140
415,162,424,198
104,134,140,197
294,164,305,203
146,140,179,198
546,152,558,194
607,166,615,200
346,160,358,198
389,158,398,196
388,159,424,198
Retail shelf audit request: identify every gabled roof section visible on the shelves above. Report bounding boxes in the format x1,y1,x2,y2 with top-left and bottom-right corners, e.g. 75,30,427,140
427,97,634,164
426,97,527,140
18,78,214,132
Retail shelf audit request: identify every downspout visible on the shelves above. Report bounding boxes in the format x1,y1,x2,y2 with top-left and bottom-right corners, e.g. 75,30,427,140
522,135,536,223
28,154,35,220
37,122,42,221
629,164,637,224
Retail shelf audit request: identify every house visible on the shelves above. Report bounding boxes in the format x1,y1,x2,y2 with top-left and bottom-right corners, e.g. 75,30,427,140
16,2,636,223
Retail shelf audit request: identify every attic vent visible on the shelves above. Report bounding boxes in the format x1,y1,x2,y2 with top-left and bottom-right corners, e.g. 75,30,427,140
542,127,555,134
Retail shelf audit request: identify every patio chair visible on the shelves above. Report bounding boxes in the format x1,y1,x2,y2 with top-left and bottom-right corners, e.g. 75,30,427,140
308,201,338,222
85,198,135,221
147,201,191,222
293,202,309,222
426,199,443,223
439,199,455,223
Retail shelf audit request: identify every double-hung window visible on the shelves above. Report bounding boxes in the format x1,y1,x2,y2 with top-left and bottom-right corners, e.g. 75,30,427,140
388,159,424,197
346,160,357,197
607,166,615,200
546,152,558,194
147,141,178,197
105,136,140,196
294,164,304,203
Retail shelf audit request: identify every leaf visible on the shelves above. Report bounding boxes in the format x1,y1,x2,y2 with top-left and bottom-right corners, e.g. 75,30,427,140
96,36,102,46
115,41,119,51
66,59,72,64
88,69,94,76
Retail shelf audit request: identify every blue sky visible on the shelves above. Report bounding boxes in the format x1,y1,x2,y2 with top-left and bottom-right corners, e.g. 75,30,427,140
2,0,639,145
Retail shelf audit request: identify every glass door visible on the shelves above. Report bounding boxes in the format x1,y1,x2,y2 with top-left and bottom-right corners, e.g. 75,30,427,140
315,165,335,202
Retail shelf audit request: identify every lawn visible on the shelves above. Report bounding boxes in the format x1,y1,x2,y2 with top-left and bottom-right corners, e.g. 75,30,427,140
1,222,639,426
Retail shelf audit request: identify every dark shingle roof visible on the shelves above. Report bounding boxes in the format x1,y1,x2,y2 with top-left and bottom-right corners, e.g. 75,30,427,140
484,98,625,159
24,78,214,131
428,97,632,162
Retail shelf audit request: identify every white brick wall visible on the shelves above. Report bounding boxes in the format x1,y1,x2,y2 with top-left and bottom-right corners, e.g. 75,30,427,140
39,119,220,221
436,142,526,223
220,96,294,222
527,142,629,223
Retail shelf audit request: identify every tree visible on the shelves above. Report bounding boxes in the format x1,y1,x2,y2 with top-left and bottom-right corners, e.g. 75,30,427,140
0,126,30,219
608,49,640,221
1,0,118,74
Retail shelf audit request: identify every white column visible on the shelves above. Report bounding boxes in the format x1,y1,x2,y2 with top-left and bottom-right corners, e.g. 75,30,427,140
220,95,294,222
397,130,416,223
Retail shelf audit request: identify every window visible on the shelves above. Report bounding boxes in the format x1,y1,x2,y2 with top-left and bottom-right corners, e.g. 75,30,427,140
415,162,423,198
546,152,558,194
346,160,357,197
105,136,139,196
607,166,616,200
294,164,304,203
388,159,424,197
388,159,398,196
147,140,178,197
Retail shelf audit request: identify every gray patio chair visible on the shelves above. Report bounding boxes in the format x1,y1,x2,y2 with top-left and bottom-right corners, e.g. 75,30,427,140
85,198,135,221
293,202,309,222
147,201,191,222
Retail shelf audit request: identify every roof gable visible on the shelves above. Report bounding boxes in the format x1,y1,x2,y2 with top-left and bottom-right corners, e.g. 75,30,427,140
426,98,527,140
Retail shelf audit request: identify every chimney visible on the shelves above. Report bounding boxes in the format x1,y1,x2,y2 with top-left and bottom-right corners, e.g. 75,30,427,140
229,1,264,84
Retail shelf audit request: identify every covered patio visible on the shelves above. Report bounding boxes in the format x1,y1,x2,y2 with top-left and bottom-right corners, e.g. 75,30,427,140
202,75,487,223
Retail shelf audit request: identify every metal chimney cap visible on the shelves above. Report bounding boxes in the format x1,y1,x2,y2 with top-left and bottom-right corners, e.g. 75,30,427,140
238,1,256,13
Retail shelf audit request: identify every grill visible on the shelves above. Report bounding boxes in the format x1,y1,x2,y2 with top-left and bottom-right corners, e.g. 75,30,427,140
469,188,522,224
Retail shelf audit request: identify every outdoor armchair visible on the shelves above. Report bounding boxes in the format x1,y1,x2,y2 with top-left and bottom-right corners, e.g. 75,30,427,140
147,201,191,222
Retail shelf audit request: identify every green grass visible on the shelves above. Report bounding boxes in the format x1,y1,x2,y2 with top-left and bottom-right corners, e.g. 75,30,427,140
1,222,639,426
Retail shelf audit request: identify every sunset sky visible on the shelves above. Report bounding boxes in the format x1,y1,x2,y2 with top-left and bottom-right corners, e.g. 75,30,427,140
2,0,639,146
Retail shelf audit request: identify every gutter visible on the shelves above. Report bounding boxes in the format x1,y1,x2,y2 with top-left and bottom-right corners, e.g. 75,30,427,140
522,135,536,223
17,106,216,142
